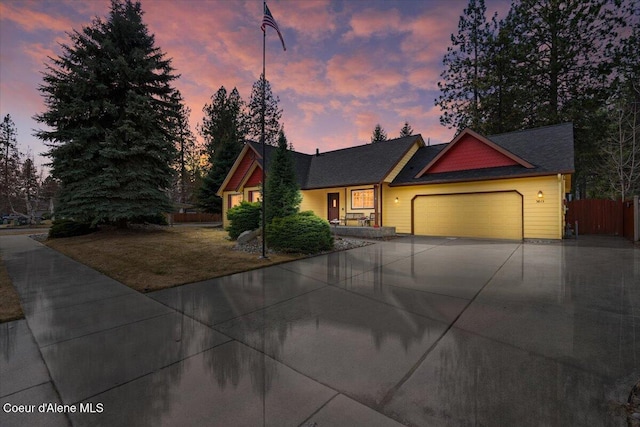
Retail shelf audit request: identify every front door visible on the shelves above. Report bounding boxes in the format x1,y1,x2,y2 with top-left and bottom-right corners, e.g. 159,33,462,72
327,193,340,222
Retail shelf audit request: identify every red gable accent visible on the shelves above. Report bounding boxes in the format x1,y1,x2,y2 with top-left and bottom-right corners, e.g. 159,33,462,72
428,133,519,173
224,152,254,191
244,166,263,187
415,129,534,178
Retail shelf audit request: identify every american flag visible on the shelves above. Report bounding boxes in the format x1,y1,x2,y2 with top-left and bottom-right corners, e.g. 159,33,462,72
262,3,286,51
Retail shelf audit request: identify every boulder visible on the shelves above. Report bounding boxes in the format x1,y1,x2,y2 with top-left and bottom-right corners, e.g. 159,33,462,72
237,228,261,245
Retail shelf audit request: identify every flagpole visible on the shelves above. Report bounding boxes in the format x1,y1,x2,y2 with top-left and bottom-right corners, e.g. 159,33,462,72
260,0,267,259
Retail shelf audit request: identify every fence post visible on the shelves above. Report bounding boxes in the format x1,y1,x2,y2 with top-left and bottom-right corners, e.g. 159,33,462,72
635,195,639,242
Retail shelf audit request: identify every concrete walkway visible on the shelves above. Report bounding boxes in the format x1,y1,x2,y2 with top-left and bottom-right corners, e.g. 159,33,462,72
1,234,638,426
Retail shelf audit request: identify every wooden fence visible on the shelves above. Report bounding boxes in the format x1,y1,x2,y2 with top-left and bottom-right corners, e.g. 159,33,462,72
566,199,623,235
566,198,638,241
171,212,221,223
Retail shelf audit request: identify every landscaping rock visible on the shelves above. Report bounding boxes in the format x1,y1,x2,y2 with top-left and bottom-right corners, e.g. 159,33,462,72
237,228,261,245
233,236,372,255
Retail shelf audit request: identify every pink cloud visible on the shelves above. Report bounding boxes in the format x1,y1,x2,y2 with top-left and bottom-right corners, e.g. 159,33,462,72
344,7,404,40
0,2,75,33
354,111,384,141
269,58,329,98
279,0,338,40
326,52,405,98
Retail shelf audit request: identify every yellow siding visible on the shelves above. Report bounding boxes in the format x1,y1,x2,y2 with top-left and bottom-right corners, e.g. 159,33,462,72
222,174,571,240
384,142,420,183
221,191,230,228
383,175,567,239
300,186,379,220
300,189,328,216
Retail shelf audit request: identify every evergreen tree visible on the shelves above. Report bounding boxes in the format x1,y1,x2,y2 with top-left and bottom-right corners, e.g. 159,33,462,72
438,0,633,196
436,0,495,132
247,74,282,146
399,121,413,137
197,87,246,214
169,90,197,204
505,0,627,196
20,156,40,221
0,114,21,214
264,129,301,224
371,124,388,143
34,0,180,226
200,87,246,159
507,0,620,126
479,12,529,134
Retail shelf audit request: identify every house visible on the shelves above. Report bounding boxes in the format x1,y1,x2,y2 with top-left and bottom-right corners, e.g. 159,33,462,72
217,123,574,240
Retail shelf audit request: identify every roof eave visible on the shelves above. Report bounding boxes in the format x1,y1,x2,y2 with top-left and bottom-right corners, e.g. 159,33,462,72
302,181,380,191
379,135,426,183
215,144,255,196
392,169,575,187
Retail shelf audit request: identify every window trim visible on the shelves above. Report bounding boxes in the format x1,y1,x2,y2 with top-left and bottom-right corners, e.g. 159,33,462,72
248,190,261,202
351,188,374,210
228,193,243,208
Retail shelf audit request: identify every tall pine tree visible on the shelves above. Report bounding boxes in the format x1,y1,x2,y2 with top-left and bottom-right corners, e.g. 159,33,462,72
247,74,282,146
35,0,180,226
169,90,197,205
264,129,301,224
0,114,21,214
505,0,629,196
436,0,495,133
197,87,246,214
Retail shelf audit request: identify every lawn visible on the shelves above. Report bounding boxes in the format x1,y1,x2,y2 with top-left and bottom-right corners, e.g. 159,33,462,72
0,224,362,322
0,254,23,322
43,226,302,292
1,226,47,322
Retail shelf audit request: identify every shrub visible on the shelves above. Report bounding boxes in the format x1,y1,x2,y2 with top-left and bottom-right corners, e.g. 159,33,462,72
48,219,96,239
226,201,261,240
266,211,333,253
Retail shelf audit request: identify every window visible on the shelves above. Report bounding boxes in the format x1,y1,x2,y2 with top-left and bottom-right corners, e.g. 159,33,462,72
351,189,374,209
248,190,261,202
228,193,243,208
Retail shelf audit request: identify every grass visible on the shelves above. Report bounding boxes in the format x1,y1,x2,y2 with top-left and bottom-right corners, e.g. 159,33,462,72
0,225,41,322
44,226,302,292
0,254,24,322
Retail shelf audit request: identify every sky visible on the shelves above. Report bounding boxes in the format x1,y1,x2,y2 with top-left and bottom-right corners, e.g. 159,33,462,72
0,0,511,171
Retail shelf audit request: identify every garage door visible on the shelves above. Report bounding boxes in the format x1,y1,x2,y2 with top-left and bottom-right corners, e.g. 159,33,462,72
413,192,523,240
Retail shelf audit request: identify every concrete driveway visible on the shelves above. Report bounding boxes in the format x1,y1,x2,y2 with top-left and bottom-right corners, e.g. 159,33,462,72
1,234,638,426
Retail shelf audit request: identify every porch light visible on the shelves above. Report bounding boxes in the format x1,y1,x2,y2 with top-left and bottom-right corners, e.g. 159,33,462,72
395,197,399,203
537,190,544,199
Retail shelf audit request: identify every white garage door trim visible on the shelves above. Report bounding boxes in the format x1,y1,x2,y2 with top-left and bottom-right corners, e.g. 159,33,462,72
411,190,524,240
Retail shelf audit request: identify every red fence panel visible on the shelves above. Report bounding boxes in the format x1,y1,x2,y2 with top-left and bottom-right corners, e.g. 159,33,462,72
566,199,623,235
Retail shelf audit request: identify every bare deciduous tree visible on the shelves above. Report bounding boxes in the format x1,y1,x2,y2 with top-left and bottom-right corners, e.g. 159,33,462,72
602,91,640,200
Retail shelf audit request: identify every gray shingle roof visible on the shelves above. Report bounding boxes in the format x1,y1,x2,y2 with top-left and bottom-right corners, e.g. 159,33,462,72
249,135,422,189
392,123,575,185
248,141,312,187
243,124,574,190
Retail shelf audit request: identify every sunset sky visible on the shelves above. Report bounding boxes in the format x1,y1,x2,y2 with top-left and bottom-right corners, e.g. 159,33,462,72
0,0,511,170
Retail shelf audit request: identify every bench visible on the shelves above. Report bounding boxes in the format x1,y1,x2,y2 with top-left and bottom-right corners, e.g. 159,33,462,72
342,212,367,226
